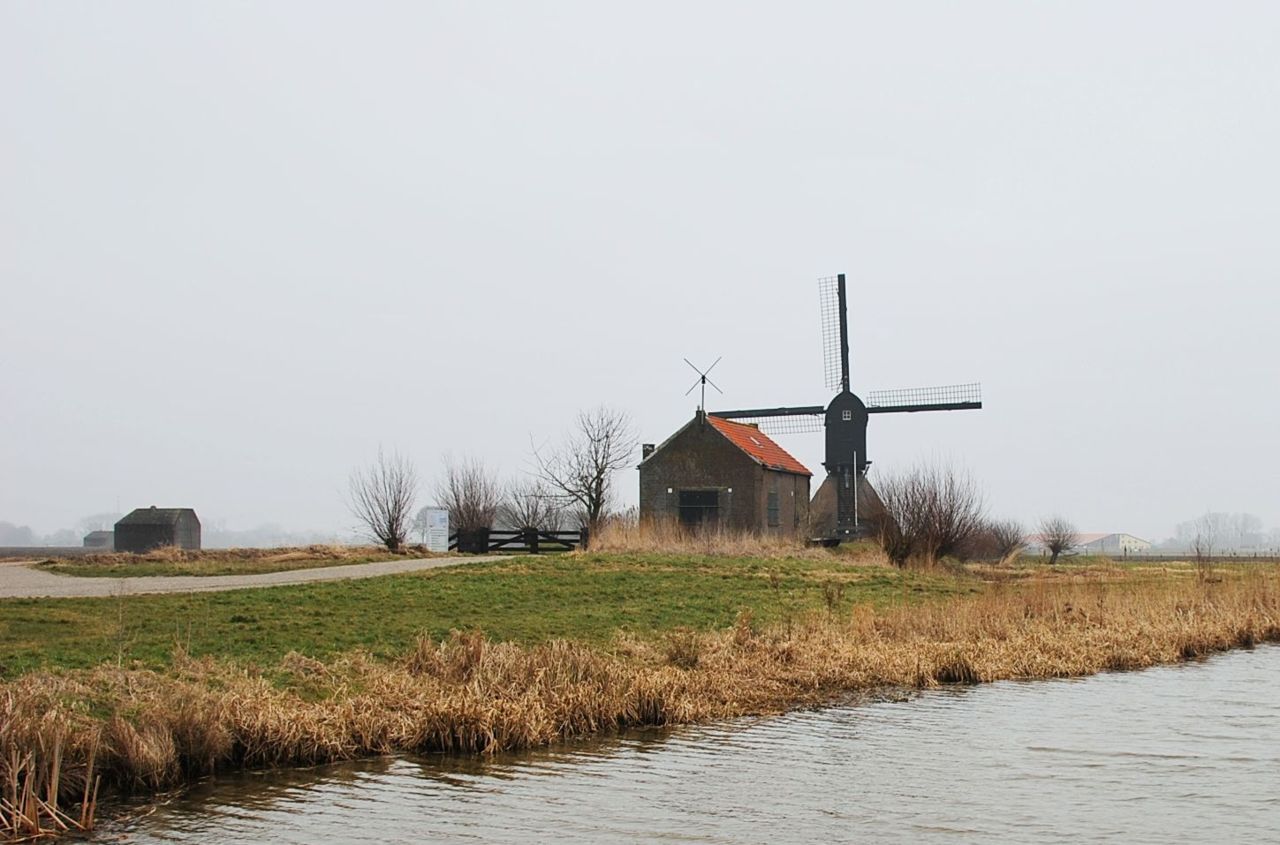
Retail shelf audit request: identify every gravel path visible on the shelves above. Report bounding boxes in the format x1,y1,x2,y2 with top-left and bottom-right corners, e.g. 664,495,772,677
0,555,502,599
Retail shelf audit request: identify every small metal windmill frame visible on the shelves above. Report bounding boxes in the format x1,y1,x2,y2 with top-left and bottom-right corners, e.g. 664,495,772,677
684,357,723,412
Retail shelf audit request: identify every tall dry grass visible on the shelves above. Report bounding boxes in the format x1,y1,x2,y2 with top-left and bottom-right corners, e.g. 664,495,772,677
0,698,98,839
590,517,838,559
3,568,1278,839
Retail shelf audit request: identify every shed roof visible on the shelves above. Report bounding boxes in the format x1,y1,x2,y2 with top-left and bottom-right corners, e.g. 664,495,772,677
116,507,198,526
706,416,811,476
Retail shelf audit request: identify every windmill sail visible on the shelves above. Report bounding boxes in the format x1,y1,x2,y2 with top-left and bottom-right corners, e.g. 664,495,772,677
708,405,825,435
818,275,847,391
865,383,983,414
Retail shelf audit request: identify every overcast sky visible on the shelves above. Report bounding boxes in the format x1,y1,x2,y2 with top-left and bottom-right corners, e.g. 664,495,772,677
3,2,1278,541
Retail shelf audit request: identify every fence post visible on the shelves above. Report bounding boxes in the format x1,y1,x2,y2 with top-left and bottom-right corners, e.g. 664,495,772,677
579,526,590,551
524,527,539,555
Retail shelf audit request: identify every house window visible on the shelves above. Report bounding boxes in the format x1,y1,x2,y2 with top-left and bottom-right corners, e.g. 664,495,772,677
842,410,852,421
767,491,780,528
678,490,719,529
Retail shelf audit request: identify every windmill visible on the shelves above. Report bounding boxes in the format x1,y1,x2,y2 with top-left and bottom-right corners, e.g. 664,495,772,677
710,274,982,540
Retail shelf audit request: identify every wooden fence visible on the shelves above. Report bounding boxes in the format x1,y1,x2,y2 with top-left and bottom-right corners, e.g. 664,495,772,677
448,528,589,554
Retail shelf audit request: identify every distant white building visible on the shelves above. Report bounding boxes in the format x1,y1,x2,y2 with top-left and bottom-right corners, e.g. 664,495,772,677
1077,533,1151,554
1026,532,1152,556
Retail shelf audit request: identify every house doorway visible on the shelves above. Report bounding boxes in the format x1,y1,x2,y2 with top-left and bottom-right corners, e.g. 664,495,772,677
678,490,720,528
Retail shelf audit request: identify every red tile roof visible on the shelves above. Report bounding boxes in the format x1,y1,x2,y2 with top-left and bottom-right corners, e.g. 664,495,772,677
706,416,812,476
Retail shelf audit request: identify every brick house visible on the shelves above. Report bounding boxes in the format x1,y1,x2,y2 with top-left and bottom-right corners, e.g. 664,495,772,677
638,412,811,534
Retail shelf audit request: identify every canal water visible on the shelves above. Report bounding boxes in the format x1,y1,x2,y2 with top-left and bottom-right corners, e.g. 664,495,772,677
109,645,1279,843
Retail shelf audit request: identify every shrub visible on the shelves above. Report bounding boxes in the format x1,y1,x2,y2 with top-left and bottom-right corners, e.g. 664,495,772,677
872,462,986,566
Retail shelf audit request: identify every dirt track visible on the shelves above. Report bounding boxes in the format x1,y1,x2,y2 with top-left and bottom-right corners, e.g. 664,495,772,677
0,555,500,599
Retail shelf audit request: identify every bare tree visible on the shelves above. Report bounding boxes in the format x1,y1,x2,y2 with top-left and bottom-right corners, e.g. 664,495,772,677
1191,511,1227,563
872,483,916,567
872,462,986,566
499,478,564,531
1037,515,1078,565
410,506,433,544
1174,511,1253,553
434,455,502,532
918,465,985,563
990,519,1026,563
1228,513,1262,550
348,448,418,551
533,406,637,530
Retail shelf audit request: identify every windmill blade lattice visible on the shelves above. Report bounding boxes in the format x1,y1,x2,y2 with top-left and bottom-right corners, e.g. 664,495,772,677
865,383,983,413
708,404,826,436
818,276,845,391
727,414,825,436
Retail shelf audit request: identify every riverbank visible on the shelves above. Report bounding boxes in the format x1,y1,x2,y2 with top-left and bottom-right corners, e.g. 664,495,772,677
105,645,1280,844
3,554,1278,839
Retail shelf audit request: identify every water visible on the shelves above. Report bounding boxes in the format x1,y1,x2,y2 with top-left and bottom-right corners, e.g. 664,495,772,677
109,646,1280,843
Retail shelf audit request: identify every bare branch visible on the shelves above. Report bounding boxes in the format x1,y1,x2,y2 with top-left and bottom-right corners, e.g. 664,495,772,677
499,478,565,531
1037,515,1078,565
434,455,502,532
956,518,1026,562
347,448,418,551
532,406,637,531
990,519,1026,563
872,462,986,566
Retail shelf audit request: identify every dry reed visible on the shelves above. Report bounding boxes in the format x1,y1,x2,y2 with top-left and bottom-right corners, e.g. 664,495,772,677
3,568,1278,840
0,701,98,840
589,518,851,560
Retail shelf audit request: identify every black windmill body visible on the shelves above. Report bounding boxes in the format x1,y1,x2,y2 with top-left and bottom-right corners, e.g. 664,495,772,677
711,274,982,540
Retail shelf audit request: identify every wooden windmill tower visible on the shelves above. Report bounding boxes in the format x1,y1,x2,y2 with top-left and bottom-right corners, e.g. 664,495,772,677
711,274,982,540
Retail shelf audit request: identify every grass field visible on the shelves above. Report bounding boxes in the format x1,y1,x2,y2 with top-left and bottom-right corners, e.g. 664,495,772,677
0,552,968,677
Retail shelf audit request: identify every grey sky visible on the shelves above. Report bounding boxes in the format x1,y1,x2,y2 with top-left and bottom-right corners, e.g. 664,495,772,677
3,2,1277,542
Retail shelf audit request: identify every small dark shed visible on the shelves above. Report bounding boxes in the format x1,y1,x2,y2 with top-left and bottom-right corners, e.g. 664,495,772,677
114,507,201,553
82,530,114,550
639,412,811,534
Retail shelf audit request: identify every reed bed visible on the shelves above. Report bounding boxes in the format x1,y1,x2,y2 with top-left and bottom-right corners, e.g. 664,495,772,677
589,518,869,560
0,702,98,841
3,568,1278,839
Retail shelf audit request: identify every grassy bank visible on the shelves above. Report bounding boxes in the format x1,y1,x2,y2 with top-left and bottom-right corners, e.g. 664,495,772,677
31,545,423,579
2,553,1278,839
0,553,962,676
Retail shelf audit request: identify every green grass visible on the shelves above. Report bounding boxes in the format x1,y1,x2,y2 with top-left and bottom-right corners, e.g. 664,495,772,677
0,553,974,677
